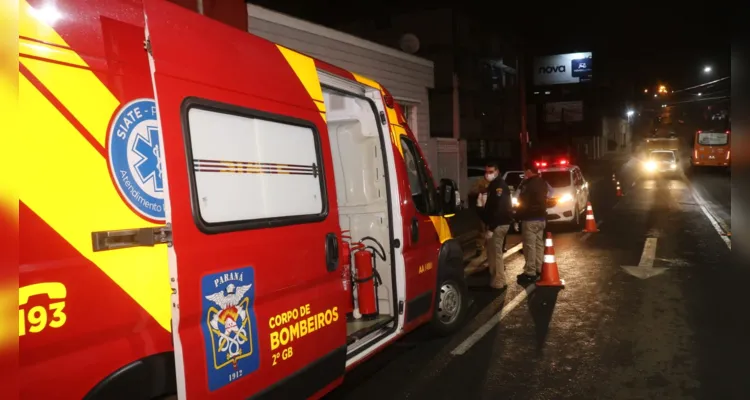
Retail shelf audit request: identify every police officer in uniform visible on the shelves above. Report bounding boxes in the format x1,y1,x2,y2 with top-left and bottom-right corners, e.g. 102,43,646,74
515,162,549,283
480,163,513,289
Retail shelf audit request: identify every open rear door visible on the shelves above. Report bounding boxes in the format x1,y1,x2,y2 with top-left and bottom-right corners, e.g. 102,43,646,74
143,1,347,398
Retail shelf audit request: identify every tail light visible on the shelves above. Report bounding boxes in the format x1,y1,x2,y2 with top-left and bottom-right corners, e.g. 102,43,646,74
694,149,698,159
727,151,731,160
383,93,394,108
559,159,568,165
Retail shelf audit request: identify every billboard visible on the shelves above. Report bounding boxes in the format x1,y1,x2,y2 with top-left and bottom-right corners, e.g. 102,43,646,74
533,52,592,86
545,101,583,122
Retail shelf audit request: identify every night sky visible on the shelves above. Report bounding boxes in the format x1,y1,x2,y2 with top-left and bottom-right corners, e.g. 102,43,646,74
248,1,730,94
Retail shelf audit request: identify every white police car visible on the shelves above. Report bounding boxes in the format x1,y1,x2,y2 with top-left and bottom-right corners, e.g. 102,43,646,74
539,161,589,227
513,159,589,228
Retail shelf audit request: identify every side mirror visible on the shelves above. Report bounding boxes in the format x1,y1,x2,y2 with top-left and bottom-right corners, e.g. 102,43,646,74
438,178,458,216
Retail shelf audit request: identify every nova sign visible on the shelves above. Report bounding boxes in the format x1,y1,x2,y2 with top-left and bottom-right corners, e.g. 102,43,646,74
539,65,567,74
533,52,592,86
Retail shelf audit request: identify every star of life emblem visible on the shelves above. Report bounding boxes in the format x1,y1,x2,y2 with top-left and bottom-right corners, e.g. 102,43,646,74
107,98,165,221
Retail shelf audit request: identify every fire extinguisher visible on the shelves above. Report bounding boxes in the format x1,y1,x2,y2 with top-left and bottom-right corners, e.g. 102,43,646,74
340,231,354,320
352,236,386,321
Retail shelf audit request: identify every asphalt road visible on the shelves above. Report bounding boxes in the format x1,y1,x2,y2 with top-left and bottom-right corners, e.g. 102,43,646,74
326,157,745,400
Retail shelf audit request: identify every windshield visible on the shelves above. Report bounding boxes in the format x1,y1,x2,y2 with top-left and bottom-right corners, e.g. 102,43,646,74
650,152,675,161
504,172,524,188
540,171,571,188
697,132,728,146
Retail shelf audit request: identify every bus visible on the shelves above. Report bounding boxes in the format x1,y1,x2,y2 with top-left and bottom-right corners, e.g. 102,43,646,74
691,129,730,169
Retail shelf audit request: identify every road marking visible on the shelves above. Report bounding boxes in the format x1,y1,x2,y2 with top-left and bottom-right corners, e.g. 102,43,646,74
687,183,731,249
450,284,536,355
504,242,523,258
621,238,668,279
640,238,658,266
464,241,524,276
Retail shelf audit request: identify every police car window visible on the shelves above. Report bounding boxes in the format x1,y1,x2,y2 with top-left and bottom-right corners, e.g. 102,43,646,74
400,136,438,215
541,171,572,188
185,105,325,227
573,169,583,185
504,172,524,188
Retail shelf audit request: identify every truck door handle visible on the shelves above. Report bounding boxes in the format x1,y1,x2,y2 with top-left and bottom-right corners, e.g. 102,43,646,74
411,217,419,243
325,233,339,272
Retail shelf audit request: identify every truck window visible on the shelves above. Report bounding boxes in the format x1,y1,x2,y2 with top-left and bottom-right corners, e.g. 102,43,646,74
400,136,438,215
184,101,326,231
650,152,674,162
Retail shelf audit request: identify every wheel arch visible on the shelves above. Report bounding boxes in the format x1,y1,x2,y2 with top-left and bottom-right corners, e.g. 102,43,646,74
437,238,464,279
83,351,177,400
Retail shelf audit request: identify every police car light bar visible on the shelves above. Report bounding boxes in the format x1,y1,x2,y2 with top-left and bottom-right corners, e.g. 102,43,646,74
535,159,567,168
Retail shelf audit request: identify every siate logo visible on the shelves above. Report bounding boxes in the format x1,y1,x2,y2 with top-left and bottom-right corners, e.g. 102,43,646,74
539,65,566,74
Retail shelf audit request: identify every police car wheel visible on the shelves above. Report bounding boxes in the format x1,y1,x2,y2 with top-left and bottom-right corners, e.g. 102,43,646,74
430,270,469,336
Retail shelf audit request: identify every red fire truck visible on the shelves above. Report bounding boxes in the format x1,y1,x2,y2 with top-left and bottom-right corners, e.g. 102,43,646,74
17,1,468,398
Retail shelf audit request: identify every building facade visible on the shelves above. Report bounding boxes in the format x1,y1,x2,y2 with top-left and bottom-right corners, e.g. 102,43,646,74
336,8,523,168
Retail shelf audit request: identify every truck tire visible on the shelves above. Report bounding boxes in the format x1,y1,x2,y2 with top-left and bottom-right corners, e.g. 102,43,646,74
430,268,469,336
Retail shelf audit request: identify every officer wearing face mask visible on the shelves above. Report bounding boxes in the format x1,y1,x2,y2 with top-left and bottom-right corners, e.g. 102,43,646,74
479,163,513,290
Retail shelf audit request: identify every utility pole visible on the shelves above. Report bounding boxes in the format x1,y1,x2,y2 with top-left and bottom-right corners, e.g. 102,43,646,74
518,55,529,167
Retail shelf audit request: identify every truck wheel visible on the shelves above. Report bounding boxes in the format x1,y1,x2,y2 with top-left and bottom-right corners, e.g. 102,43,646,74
430,269,469,336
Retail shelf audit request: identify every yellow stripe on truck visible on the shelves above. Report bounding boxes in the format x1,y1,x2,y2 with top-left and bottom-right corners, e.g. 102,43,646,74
19,73,171,332
349,74,452,240
19,1,120,147
350,73,404,157
276,45,327,123
430,216,453,243
19,1,68,47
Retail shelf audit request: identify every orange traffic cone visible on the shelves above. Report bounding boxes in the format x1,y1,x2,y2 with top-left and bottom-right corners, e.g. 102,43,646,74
536,232,565,287
582,202,599,232
616,181,623,197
